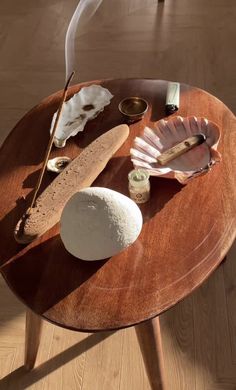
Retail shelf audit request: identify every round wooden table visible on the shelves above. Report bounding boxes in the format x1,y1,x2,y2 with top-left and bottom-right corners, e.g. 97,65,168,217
0,79,236,389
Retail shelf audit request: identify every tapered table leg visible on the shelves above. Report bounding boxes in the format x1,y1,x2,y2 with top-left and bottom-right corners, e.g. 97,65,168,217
24,309,43,370
135,316,166,390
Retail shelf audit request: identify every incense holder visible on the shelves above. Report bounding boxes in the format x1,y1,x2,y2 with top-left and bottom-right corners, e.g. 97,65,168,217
118,97,148,122
14,125,129,244
130,116,221,184
47,157,72,173
51,85,113,147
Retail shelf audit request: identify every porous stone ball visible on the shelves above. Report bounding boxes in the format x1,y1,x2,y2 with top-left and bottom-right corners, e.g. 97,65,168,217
60,187,143,260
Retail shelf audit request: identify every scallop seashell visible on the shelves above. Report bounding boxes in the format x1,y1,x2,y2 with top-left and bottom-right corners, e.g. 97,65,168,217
47,156,72,173
130,116,221,184
51,85,113,148
60,187,143,261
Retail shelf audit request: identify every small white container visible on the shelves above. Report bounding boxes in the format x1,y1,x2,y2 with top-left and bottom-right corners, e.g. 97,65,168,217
128,169,150,204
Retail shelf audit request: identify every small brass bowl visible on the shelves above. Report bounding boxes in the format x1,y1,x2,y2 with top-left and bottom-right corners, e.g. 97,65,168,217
118,97,148,122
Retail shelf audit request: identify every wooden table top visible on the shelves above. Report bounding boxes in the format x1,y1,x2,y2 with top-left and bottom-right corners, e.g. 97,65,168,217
0,79,236,332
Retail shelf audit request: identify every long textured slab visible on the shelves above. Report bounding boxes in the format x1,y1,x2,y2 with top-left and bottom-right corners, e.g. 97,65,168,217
14,124,129,244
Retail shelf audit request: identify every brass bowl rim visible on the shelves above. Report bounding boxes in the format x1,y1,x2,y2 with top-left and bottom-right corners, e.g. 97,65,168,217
118,96,149,117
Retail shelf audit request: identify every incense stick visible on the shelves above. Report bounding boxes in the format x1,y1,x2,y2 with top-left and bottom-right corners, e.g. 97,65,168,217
28,71,75,214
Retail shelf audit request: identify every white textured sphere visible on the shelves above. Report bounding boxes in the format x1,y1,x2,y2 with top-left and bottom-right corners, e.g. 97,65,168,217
60,187,143,261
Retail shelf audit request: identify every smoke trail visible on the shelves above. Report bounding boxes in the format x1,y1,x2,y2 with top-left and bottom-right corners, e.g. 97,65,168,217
65,0,103,81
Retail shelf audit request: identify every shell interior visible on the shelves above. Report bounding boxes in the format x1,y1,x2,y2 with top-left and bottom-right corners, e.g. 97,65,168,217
130,116,221,183
51,85,113,147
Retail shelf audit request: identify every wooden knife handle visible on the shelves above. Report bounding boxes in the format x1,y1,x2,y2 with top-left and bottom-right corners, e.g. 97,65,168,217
157,134,206,166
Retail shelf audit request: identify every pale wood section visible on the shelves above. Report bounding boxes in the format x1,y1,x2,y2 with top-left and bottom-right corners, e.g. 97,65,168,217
0,346,16,381
135,317,166,390
192,269,232,389
71,0,236,113
160,295,196,390
24,310,43,370
224,241,236,363
119,327,150,390
0,0,236,389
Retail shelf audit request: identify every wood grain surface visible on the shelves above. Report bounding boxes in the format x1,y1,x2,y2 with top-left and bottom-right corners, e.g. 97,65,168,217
135,317,167,389
24,310,43,370
1,0,236,388
0,78,236,332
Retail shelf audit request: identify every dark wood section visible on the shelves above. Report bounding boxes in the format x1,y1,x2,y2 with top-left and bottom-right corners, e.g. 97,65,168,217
0,79,236,331
135,317,166,390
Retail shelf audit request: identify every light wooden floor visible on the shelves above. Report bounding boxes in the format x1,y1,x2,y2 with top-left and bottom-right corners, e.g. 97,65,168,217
0,0,236,389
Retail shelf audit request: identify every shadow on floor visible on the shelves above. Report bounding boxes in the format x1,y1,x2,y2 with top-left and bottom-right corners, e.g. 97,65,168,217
0,331,115,389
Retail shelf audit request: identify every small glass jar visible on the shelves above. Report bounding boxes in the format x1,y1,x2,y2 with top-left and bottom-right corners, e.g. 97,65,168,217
128,169,150,204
